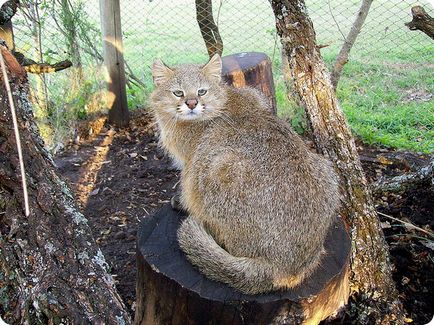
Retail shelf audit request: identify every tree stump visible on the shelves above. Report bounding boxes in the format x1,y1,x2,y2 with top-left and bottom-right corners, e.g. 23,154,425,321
135,204,350,325
222,52,277,114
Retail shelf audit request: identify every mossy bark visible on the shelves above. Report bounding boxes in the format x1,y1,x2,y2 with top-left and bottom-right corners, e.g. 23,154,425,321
0,45,131,324
270,1,404,323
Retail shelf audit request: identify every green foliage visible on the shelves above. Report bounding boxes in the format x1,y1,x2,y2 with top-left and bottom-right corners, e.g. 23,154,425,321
127,84,150,110
13,0,433,154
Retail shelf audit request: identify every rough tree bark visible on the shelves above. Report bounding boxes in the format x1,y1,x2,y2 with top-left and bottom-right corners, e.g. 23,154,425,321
331,0,373,89
196,0,224,57
0,46,131,324
270,1,404,323
405,6,434,40
0,0,18,51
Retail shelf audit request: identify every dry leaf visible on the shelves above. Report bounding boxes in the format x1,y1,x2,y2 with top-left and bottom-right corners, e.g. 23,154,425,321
378,155,393,165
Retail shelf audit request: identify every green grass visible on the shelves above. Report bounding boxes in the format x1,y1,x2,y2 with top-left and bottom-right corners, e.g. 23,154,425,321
13,0,434,153
335,59,433,153
275,54,433,153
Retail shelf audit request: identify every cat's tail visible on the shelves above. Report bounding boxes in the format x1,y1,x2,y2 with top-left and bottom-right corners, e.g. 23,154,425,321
177,216,303,294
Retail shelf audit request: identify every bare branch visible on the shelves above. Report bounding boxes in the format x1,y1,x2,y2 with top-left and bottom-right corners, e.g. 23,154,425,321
331,0,373,89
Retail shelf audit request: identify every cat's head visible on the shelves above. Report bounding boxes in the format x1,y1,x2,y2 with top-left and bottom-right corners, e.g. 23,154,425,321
151,54,226,121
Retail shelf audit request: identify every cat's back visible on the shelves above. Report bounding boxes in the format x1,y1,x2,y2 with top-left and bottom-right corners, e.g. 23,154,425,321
195,85,339,189
185,86,339,249
199,86,310,163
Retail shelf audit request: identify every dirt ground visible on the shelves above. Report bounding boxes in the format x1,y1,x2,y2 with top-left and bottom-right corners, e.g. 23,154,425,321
54,110,433,324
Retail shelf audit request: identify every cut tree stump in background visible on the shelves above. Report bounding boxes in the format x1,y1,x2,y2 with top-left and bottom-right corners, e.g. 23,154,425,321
135,205,350,325
222,52,277,114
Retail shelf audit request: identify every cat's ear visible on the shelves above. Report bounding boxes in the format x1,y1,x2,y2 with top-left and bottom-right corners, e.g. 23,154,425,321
152,59,173,86
202,54,222,83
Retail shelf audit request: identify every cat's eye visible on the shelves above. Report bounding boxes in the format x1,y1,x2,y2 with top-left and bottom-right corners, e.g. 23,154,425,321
173,90,184,97
198,89,207,96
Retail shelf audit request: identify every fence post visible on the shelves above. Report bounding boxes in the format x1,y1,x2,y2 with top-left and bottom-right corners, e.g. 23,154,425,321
99,0,129,127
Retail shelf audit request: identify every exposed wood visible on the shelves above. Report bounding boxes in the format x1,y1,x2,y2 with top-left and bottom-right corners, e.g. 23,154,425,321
195,0,223,57
0,21,14,51
13,51,73,73
0,45,131,324
270,0,405,323
405,6,434,40
331,0,373,89
99,0,129,127
222,52,277,114
23,60,73,74
372,156,434,195
135,205,350,325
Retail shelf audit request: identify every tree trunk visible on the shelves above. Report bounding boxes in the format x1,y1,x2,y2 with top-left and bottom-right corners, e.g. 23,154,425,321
331,0,373,89
99,0,130,127
0,0,19,51
195,0,224,57
28,1,49,112
270,1,404,323
0,45,131,324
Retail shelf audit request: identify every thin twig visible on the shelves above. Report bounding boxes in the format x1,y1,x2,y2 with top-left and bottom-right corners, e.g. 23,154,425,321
327,0,346,40
216,0,223,26
377,211,433,237
0,50,30,216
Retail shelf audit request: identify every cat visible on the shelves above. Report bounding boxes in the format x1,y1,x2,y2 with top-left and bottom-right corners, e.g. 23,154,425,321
150,54,340,294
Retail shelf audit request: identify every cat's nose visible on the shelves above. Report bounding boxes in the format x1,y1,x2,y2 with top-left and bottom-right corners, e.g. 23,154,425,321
186,99,198,110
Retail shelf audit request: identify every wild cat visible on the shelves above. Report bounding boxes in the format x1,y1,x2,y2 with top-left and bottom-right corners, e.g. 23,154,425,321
150,54,340,294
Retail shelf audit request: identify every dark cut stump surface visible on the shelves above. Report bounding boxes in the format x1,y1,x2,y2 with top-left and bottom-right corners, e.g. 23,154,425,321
135,204,351,325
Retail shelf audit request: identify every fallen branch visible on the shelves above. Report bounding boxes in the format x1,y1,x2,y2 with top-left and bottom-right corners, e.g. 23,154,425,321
378,211,433,237
405,6,434,40
372,156,434,194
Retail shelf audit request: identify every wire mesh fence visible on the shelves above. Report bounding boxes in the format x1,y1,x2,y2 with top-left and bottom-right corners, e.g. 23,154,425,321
309,0,434,61
8,0,434,151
